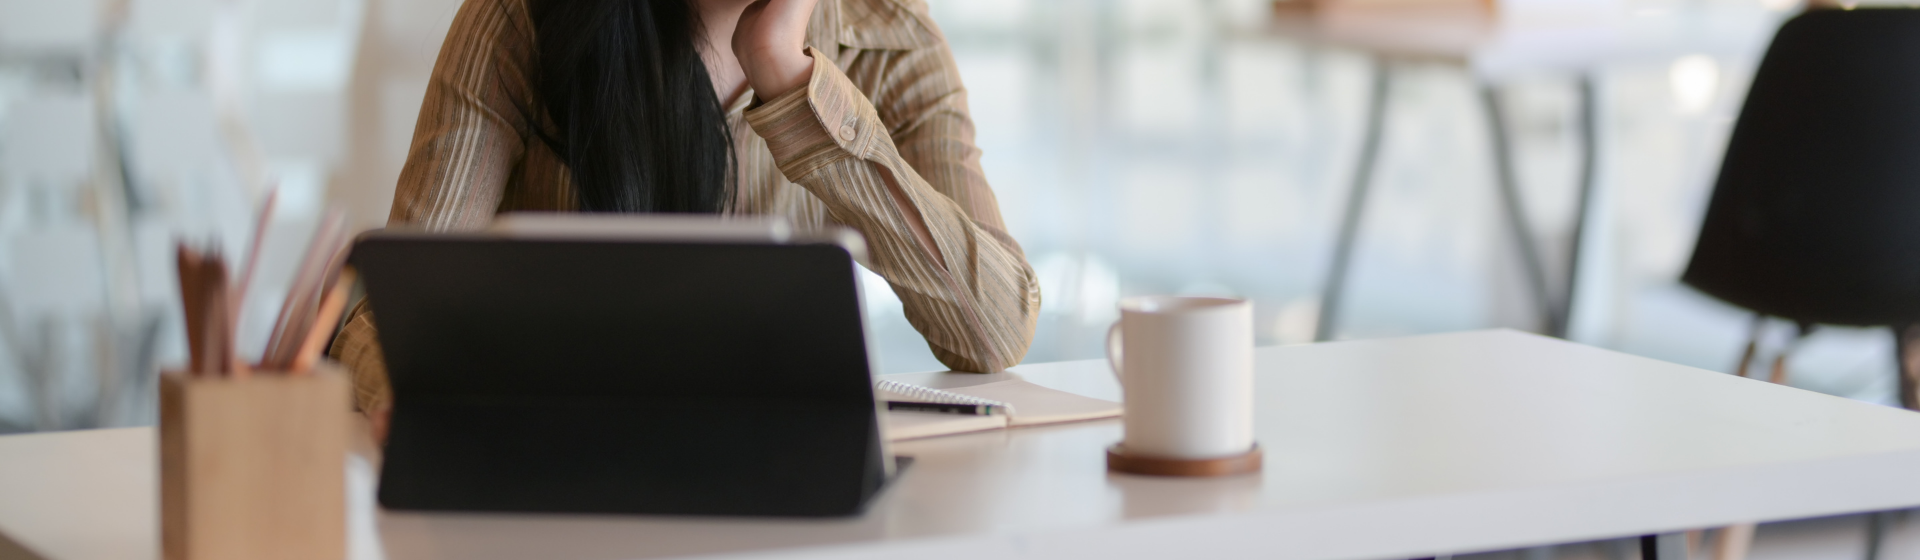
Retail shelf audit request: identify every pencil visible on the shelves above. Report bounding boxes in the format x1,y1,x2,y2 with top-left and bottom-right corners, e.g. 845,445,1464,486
289,269,354,374
177,245,209,375
204,263,245,378
231,188,277,328
177,243,241,377
261,211,349,370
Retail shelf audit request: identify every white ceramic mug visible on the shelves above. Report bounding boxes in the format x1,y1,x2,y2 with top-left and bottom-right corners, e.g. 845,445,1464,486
1106,296,1254,459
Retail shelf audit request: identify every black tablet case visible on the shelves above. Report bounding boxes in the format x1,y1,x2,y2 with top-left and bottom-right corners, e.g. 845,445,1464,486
351,234,890,517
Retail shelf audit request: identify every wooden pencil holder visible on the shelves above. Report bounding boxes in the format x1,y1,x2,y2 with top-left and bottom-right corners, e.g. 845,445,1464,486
160,366,350,560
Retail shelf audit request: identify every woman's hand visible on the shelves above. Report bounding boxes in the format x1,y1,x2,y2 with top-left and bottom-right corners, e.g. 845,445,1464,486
733,0,821,100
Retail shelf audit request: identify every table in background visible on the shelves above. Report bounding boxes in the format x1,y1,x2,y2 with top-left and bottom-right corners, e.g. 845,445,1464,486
1270,7,1777,340
5,330,1920,560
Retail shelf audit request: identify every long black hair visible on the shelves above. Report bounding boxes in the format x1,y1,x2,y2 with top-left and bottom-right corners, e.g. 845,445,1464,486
525,0,733,213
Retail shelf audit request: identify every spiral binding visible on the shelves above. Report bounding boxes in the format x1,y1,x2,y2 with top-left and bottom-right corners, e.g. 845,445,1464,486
875,380,1015,415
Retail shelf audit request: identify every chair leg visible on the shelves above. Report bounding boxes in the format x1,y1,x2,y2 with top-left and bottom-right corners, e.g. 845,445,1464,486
1766,321,1813,386
1895,324,1920,411
1865,325,1919,560
1699,318,1764,560
1709,523,1754,560
1735,314,1763,377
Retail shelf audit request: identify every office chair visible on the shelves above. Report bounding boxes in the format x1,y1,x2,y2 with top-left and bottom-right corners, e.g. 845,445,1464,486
1682,8,1920,560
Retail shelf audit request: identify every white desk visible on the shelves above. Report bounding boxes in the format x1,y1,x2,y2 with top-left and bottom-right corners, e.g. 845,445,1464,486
6,330,1920,560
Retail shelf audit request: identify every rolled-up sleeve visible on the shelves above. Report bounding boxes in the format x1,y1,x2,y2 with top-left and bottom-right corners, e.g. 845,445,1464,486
746,46,1040,373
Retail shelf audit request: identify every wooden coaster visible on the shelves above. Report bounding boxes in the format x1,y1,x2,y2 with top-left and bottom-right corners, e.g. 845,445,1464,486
1106,443,1262,477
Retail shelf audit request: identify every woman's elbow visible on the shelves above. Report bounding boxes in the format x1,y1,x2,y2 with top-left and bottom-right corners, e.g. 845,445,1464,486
935,275,1040,373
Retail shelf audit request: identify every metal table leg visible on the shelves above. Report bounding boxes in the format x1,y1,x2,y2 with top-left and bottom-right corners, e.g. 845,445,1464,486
1480,82,1561,337
1641,533,1687,560
1865,511,1888,560
1557,74,1600,339
1314,57,1392,342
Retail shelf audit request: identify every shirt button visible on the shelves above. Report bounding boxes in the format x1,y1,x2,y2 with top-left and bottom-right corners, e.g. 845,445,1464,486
838,124,858,141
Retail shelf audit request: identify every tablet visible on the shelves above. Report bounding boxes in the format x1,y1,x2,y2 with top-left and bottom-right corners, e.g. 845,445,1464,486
351,214,893,517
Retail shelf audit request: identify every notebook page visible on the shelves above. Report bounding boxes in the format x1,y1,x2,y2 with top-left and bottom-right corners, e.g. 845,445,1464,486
944,380,1121,427
882,410,1008,441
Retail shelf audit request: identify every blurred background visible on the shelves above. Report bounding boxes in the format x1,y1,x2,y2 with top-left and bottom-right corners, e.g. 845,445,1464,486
10,0,1920,555
0,0,1896,435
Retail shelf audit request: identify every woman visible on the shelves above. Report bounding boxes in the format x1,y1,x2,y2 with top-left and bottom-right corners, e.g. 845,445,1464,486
330,0,1040,414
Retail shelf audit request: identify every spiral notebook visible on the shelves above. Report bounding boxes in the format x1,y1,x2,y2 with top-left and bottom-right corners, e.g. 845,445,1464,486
878,379,1121,441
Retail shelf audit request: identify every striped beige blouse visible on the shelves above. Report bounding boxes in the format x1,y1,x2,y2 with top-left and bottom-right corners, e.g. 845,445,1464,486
330,0,1041,412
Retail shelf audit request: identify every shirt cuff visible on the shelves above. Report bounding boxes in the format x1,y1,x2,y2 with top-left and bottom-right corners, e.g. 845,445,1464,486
745,46,883,181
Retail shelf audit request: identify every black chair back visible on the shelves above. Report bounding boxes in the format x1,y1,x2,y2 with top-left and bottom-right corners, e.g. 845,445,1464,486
1685,9,1920,326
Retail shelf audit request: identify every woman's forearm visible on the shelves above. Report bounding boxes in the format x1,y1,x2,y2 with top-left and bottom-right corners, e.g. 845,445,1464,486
747,49,1039,372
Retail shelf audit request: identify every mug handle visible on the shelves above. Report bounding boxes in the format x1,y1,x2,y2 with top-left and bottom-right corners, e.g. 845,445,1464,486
1105,321,1124,383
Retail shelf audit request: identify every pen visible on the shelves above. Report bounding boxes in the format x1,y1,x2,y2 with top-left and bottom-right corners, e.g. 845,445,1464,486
887,401,999,416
